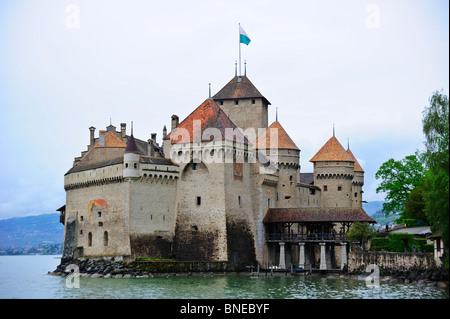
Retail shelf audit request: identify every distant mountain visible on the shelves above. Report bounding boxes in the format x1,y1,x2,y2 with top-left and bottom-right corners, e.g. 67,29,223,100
362,201,385,216
0,213,64,248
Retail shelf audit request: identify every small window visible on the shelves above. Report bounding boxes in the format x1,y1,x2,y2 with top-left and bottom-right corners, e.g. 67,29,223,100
268,198,271,207
235,100,239,105
276,192,279,201
354,192,358,198
238,196,241,207
252,99,255,104
284,196,291,200
289,175,293,181
193,163,198,170
80,230,83,235
309,189,315,195
134,163,138,169
338,186,342,191
103,231,108,246
88,232,92,247
97,211,101,218
196,196,201,205
125,163,129,168
98,222,103,227
324,185,328,191
80,216,84,221
191,224,198,231
220,101,223,105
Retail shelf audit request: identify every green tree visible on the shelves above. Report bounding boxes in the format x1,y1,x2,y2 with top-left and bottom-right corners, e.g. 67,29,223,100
375,154,426,216
404,185,427,222
346,222,376,250
420,90,449,248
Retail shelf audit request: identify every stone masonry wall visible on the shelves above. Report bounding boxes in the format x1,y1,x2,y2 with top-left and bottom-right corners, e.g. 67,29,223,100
128,176,177,258
173,160,228,261
64,180,131,257
348,251,437,275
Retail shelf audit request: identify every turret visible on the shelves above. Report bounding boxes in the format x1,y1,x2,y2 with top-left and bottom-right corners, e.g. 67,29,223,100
123,132,140,179
310,136,355,208
255,121,300,208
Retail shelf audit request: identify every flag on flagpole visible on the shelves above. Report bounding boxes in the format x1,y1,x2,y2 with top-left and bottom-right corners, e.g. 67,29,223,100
239,25,251,45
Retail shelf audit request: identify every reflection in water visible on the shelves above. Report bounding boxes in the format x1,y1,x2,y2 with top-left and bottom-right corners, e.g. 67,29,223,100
54,274,448,299
0,256,447,299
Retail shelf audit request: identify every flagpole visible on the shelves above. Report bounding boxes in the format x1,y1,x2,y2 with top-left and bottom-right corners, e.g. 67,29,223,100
238,23,241,76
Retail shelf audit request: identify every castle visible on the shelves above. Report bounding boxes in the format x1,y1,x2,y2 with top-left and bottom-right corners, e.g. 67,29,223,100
58,70,375,271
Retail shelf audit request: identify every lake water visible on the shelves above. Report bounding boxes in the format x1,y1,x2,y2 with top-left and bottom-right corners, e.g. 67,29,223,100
0,255,448,299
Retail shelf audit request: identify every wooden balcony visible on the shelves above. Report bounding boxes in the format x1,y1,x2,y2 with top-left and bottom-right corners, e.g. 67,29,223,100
266,232,347,243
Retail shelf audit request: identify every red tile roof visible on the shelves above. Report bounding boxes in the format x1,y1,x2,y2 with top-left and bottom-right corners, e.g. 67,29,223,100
163,99,249,145
346,149,364,173
309,137,354,163
263,208,376,223
254,121,299,150
104,132,127,148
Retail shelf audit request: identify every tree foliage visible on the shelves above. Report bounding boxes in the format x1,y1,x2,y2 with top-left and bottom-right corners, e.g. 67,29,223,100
404,185,427,221
375,154,425,216
346,222,376,249
421,91,449,248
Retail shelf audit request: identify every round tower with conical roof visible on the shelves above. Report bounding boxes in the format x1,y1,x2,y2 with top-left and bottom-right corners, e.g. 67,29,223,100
309,136,355,208
123,132,140,179
255,121,300,208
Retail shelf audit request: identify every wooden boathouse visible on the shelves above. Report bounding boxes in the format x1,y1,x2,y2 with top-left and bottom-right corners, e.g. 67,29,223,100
263,207,376,271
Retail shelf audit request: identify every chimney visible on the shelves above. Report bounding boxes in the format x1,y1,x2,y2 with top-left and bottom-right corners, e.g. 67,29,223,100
148,139,155,157
151,133,157,144
171,115,179,132
163,125,167,139
89,126,96,148
120,123,126,139
99,130,106,147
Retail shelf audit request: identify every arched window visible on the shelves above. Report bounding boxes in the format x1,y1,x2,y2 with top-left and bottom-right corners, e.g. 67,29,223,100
103,231,109,246
88,232,92,247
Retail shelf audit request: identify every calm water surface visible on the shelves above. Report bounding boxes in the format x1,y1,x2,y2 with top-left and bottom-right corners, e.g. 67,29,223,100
0,255,448,299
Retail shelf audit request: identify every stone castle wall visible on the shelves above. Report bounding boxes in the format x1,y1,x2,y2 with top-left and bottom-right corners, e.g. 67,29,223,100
173,160,228,261
219,98,268,132
64,180,132,257
128,175,178,258
313,161,354,208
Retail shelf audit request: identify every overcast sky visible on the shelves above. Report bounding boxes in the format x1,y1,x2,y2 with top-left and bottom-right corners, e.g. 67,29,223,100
0,0,448,220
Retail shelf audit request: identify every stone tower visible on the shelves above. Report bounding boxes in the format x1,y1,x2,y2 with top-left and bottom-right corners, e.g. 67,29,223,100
254,121,301,208
310,136,355,208
164,98,256,267
346,148,365,208
212,75,270,133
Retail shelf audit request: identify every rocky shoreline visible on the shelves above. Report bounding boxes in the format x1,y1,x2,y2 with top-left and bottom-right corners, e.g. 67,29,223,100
48,257,235,278
48,257,449,288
